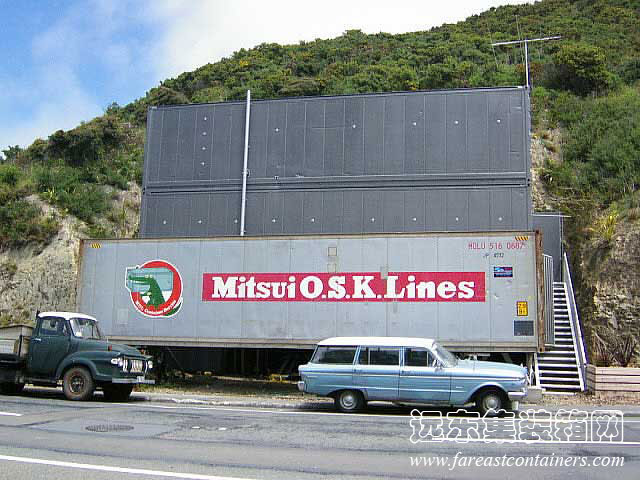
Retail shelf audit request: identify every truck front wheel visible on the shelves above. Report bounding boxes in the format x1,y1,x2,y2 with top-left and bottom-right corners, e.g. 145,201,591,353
62,367,95,401
102,384,133,402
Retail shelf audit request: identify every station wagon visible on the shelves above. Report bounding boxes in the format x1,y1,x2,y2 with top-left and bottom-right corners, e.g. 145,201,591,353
298,337,528,414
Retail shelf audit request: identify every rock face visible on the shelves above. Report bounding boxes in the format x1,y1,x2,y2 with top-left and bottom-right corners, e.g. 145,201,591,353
0,198,82,324
573,226,640,364
0,183,140,325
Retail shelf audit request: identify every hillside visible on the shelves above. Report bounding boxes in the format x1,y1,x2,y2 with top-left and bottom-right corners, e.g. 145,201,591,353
1,0,639,364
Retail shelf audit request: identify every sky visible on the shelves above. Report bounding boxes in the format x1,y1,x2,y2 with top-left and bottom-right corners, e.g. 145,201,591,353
0,0,532,151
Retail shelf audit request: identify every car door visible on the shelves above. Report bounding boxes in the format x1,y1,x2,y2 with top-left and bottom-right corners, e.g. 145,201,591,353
399,347,451,403
28,317,71,378
354,346,400,401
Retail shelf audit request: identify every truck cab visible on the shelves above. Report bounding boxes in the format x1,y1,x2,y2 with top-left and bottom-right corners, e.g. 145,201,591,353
0,311,154,401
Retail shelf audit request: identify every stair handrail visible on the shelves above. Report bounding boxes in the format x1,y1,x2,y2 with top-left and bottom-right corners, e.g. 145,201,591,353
562,252,588,390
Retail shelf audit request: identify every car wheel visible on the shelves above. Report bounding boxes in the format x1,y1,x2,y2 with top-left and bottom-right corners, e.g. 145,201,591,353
102,384,134,402
476,389,504,416
335,390,364,413
0,383,24,395
63,367,95,401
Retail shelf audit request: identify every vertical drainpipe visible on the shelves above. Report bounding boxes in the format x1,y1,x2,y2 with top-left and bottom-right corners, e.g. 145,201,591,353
240,90,251,236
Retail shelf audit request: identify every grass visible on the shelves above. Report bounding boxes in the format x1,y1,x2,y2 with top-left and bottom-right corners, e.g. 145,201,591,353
137,374,301,398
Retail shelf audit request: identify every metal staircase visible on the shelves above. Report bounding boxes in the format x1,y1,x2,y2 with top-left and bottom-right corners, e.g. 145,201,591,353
535,279,586,394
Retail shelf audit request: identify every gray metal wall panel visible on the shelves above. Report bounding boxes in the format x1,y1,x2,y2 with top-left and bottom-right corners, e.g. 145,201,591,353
384,95,405,175
446,94,467,172
467,93,488,172
158,109,179,181
489,93,509,171
533,213,563,281
344,97,364,175
425,94,446,173
303,191,323,234
267,102,286,178
141,88,532,238
468,190,490,231
176,108,195,181
194,105,214,181
404,94,425,174
363,96,384,174
189,195,209,237
143,186,530,237
230,104,246,180
246,192,266,235
248,102,268,178
212,105,231,181
285,102,305,178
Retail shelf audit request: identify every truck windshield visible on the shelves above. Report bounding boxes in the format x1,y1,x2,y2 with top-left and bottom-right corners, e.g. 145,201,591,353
69,318,103,340
433,343,458,367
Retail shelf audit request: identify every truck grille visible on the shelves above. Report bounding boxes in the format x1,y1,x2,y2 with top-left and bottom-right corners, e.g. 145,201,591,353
125,359,145,373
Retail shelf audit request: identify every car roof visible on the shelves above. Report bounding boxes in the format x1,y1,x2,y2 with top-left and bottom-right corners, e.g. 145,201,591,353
37,312,97,322
317,337,435,349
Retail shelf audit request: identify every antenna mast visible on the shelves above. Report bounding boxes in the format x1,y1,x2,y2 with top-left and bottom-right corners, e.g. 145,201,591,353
491,36,562,89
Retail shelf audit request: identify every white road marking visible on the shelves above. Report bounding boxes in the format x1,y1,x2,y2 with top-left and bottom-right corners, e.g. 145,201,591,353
0,454,252,480
123,403,640,423
0,412,22,417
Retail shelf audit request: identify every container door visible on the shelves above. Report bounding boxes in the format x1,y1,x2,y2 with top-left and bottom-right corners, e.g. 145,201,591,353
399,347,451,403
354,347,400,401
28,317,71,378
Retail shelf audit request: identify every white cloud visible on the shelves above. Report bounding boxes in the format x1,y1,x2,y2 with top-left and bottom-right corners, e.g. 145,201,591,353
147,0,533,80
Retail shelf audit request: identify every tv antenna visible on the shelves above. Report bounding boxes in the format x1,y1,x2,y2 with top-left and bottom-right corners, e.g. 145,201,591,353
491,36,562,89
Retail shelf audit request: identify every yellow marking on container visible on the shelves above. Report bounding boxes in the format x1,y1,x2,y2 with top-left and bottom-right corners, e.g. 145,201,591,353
91,243,101,249
517,301,529,316
515,235,529,242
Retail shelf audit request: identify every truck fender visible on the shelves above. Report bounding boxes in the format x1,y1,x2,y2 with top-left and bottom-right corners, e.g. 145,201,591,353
465,382,508,404
55,358,99,381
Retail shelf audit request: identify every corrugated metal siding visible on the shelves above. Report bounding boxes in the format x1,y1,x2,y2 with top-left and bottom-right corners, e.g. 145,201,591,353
140,87,531,237
78,232,539,350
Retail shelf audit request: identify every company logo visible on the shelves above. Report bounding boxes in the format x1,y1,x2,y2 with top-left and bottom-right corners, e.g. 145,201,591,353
126,260,183,317
202,272,485,302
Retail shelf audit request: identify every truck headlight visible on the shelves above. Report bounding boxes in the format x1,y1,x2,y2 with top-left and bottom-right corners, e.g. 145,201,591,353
110,357,124,368
147,360,153,370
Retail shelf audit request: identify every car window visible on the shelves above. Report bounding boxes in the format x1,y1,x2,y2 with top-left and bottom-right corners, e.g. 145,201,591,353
312,346,357,364
39,317,67,337
404,348,436,367
358,347,400,366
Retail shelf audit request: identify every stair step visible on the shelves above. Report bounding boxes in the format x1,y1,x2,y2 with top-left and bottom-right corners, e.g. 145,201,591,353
537,356,579,362
541,384,582,390
538,371,579,377
539,379,581,384
538,364,579,368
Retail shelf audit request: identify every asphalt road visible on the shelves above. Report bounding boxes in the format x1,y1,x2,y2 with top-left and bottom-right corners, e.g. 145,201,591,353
0,387,639,479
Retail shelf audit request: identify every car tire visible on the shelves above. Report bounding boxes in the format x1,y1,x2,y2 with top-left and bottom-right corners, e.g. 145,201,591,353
102,384,134,402
476,389,504,417
62,366,95,401
0,383,24,395
335,389,365,413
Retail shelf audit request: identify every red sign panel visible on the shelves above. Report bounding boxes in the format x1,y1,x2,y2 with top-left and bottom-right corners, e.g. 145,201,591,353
202,272,485,302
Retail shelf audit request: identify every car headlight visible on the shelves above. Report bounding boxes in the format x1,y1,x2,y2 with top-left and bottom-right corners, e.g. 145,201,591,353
147,360,153,370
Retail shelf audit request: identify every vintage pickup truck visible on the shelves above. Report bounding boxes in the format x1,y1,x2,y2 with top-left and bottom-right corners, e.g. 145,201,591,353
0,311,153,401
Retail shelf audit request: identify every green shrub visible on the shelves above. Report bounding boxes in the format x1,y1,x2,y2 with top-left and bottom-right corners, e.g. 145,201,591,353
0,164,21,186
33,165,109,223
0,199,59,250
